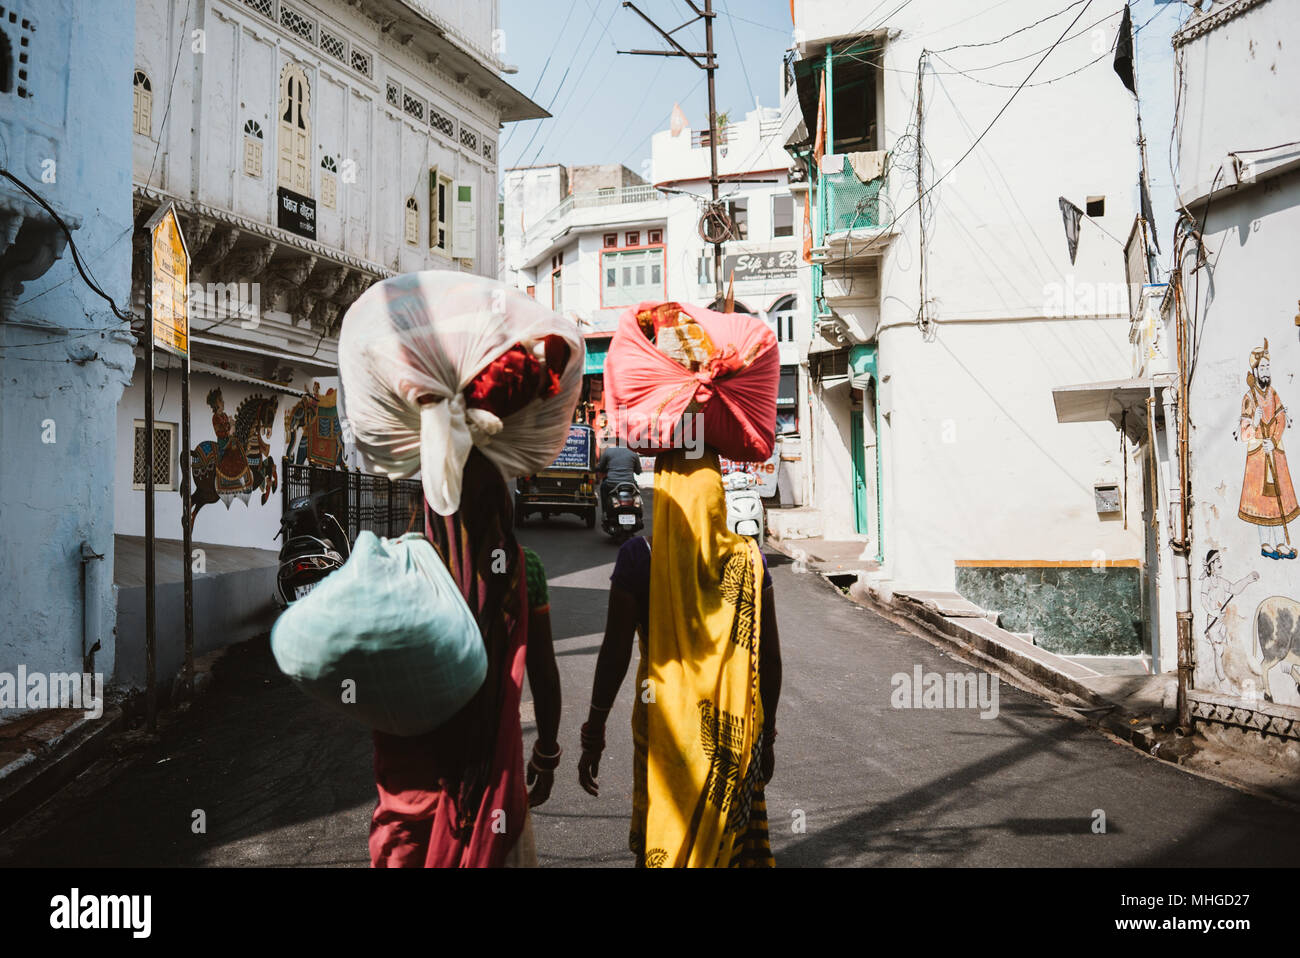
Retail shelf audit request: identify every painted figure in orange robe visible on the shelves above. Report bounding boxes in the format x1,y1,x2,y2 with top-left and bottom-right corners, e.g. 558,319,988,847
1237,339,1298,559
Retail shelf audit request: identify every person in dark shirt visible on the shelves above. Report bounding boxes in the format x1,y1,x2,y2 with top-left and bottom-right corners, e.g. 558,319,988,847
595,444,642,507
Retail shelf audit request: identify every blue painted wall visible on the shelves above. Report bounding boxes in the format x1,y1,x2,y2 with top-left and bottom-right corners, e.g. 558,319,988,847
0,0,136,688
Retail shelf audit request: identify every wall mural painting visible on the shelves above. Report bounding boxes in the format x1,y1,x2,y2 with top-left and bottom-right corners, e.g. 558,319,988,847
1235,338,1297,560
1251,596,1300,704
188,388,280,522
1200,550,1259,686
285,382,346,469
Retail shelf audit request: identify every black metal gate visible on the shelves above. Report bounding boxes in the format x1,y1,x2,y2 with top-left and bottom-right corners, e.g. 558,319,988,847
281,459,425,543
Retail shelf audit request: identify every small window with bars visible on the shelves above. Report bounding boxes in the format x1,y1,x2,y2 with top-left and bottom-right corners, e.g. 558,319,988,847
350,47,372,78
482,139,494,162
133,421,177,490
242,0,274,19
279,3,316,43
430,108,455,139
810,348,850,382
385,80,400,107
319,30,346,64
402,91,425,122
459,126,477,151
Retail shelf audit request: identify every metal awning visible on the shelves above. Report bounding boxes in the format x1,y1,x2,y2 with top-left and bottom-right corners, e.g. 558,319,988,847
190,361,310,397
1052,374,1174,441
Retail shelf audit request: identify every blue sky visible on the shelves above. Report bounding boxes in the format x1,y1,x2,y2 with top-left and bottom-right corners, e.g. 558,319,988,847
498,0,795,174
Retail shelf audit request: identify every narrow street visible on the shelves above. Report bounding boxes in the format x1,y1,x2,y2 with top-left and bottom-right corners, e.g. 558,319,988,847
3,493,1298,868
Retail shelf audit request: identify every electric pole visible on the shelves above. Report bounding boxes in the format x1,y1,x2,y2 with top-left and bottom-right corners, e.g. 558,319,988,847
619,0,725,302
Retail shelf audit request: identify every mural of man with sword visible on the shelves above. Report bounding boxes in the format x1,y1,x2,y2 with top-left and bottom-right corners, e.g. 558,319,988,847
1237,339,1298,559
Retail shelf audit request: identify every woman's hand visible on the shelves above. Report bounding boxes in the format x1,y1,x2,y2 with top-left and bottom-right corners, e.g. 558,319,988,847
527,741,561,808
578,720,606,797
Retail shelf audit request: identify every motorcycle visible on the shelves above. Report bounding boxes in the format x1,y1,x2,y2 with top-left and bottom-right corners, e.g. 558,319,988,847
601,480,644,543
275,489,350,606
724,470,765,547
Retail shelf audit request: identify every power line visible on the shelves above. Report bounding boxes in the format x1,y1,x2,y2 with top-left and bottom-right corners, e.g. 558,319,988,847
501,1,582,151
930,0,1088,53
720,0,755,107
0,169,135,324
824,0,1099,271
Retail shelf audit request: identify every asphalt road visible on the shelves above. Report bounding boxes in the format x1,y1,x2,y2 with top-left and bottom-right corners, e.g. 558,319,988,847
2,492,1299,867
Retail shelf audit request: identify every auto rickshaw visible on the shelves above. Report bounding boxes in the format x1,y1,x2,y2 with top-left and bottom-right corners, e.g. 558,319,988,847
514,423,598,528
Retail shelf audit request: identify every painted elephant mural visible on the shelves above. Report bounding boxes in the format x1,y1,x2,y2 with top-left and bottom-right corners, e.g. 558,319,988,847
284,382,345,469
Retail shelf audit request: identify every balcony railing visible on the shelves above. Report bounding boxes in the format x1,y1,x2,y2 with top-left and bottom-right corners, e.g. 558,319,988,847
821,155,885,234
524,184,664,247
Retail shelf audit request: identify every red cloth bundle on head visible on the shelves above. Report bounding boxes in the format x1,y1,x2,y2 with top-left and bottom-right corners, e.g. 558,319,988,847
603,301,779,462
463,335,571,420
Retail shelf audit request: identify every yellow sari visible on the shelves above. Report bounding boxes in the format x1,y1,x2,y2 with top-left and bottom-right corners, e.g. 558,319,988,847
630,448,773,867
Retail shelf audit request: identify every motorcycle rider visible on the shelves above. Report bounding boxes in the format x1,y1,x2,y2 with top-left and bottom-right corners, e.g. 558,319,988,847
596,441,642,516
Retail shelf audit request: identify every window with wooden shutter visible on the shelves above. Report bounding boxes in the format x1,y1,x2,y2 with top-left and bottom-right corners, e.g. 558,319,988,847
429,167,452,254
452,182,475,260
133,70,152,136
320,155,337,208
278,62,312,195
404,196,419,246
242,120,264,178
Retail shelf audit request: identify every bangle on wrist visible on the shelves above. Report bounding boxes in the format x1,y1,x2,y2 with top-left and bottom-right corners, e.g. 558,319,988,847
580,720,606,754
530,741,562,772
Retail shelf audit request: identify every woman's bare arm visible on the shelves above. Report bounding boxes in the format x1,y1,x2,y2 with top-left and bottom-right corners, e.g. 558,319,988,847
578,586,638,796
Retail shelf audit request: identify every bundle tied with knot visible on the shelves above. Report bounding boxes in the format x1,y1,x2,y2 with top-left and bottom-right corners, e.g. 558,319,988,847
337,272,583,514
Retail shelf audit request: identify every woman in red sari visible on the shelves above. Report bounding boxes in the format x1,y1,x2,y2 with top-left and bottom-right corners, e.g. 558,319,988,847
368,341,567,868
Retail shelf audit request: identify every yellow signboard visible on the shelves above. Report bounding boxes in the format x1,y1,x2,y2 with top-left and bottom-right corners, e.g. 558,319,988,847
150,205,189,356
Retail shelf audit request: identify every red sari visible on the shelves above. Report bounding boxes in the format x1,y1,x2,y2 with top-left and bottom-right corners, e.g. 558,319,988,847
368,450,530,868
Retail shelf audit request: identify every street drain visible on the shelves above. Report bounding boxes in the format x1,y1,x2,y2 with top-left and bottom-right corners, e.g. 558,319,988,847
824,573,857,594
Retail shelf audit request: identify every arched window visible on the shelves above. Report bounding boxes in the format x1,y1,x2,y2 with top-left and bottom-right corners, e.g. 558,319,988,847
320,155,338,209
770,294,797,343
404,196,419,246
133,70,153,136
707,297,753,315
242,119,264,178
277,63,311,194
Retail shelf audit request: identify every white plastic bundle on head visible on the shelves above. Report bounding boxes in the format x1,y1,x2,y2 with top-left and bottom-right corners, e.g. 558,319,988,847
337,271,584,515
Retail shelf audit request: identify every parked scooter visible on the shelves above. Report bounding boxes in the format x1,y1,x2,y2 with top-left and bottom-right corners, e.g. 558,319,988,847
601,480,644,544
724,470,765,547
275,489,350,606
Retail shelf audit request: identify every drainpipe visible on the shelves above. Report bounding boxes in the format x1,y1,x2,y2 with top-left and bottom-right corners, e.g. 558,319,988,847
1170,271,1193,731
80,541,104,677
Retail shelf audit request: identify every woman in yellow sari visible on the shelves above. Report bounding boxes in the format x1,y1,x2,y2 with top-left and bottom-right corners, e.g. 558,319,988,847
578,447,781,867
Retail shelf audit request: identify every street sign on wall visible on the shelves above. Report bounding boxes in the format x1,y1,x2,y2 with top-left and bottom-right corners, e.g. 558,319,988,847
277,186,317,240
147,203,190,357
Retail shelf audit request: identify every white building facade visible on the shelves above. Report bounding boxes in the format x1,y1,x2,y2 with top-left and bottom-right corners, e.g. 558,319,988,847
788,0,1153,657
114,0,543,689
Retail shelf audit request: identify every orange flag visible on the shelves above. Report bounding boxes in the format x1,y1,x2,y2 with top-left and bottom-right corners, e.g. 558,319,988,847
802,192,813,263
812,72,827,168
670,102,687,137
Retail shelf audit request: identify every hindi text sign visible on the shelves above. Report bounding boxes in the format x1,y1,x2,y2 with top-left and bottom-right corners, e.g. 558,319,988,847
149,204,189,356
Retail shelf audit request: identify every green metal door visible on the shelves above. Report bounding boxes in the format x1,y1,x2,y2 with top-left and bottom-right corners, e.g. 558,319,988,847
849,408,870,535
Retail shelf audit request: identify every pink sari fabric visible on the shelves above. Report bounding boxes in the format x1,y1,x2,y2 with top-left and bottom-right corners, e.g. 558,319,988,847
368,449,531,868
